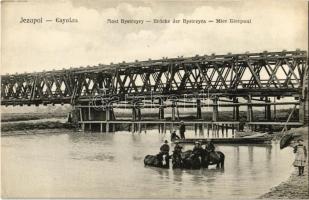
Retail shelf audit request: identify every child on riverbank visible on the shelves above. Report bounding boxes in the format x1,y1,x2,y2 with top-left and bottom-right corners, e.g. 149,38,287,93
293,139,307,176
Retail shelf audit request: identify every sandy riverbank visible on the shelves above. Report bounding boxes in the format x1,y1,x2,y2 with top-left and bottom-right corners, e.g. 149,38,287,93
260,126,309,199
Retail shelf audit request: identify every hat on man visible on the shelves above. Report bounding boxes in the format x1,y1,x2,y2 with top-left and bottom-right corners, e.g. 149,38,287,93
164,140,168,143
297,138,304,142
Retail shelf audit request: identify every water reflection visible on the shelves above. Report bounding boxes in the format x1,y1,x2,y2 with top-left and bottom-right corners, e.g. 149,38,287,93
1,129,295,198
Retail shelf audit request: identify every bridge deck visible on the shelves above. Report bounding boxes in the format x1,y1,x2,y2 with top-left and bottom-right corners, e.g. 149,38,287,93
78,120,303,126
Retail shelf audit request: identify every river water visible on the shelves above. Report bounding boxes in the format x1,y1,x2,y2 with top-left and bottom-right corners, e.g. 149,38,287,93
2,129,294,198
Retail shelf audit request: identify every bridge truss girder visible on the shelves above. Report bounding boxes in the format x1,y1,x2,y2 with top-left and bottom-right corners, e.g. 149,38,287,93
1,50,307,106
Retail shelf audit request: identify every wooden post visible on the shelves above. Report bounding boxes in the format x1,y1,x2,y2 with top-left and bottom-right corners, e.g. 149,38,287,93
247,94,253,121
247,94,253,130
88,104,91,120
197,99,202,119
88,104,92,131
106,107,110,133
79,108,83,122
132,106,136,133
233,98,239,121
172,101,176,121
138,123,141,133
100,123,103,133
79,107,84,131
159,98,164,133
112,124,115,132
207,123,210,137
221,125,224,137
266,97,272,132
274,97,277,121
163,122,166,134
212,97,218,122
131,123,134,133
81,123,85,131
197,99,203,136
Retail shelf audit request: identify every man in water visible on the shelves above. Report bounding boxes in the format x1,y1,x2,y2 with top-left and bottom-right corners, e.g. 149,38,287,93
158,140,170,167
204,139,215,154
172,141,183,165
171,130,180,141
204,139,218,164
192,141,204,162
179,121,186,139
174,142,183,153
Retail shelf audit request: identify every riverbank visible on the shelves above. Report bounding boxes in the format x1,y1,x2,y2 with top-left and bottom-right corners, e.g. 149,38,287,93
1,128,75,136
1,120,73,133
260,162,308,199
260,126,309,199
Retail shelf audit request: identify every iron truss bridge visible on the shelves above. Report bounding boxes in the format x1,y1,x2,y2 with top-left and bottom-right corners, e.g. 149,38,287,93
1,50,308,106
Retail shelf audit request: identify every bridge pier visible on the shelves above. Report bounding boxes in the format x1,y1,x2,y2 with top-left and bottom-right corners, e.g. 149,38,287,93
247,94,253,130
77,104,115,132
265,97,272,132
158,98,164,133
171,101,176,132
212,97,218,122
196,99,203,136
233,98,240,131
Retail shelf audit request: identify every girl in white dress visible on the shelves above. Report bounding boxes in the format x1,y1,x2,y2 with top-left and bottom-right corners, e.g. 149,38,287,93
293,139,307,176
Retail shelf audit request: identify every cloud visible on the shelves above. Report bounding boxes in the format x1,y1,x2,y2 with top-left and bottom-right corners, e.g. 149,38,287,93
1,0,307,74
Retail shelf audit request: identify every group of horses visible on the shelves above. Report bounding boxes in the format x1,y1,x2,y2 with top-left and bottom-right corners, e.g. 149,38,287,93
144,149,225,169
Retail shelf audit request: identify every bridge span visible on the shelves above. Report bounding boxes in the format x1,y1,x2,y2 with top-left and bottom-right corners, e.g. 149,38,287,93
1,50,308,132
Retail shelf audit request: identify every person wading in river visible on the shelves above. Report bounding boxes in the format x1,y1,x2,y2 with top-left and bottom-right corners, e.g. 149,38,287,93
179,121,186,139
205,139,215,154
173,142,183,163
204,139,219,162
293,138,307,176
158,140,170,167
171,130,180,141
192,141,204,163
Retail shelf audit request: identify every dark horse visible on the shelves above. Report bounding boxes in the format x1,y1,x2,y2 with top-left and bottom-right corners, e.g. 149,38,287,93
172,150,225,169
144,154,170,168
204,151,225,169
172,150,202,169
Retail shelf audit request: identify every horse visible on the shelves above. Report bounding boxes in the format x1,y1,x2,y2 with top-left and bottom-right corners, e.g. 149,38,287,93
144,154,170,168
172,150,225,169
203,151,225,169
172,150,202,169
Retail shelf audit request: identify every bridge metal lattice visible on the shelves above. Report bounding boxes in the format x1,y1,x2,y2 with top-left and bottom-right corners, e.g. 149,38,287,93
1,50,307,106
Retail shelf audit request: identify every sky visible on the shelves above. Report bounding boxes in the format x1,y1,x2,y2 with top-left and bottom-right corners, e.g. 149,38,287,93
1,0,308,74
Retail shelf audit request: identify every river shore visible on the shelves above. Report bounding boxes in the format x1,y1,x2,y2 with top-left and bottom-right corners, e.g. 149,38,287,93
260,126,309,199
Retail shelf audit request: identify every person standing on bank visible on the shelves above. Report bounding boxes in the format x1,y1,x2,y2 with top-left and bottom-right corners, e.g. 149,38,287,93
179,121,186,139
293,138,307,176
